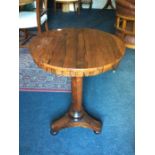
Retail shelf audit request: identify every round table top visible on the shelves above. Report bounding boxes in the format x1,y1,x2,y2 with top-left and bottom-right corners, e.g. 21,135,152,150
29,28,125,77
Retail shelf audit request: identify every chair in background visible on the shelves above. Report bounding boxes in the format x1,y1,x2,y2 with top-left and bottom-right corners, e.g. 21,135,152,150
19,0,48,46
54,0,80,13
115,0,135,49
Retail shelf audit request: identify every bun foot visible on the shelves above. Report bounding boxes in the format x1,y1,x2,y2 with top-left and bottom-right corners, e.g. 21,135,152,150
50,129,58,136
94,130,101,134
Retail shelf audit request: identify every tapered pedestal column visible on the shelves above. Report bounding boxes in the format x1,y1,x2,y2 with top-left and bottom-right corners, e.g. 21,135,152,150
51,77,102,135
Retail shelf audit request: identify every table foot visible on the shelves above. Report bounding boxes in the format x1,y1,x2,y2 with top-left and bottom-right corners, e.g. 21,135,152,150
50,129,58,136
51,110,102,134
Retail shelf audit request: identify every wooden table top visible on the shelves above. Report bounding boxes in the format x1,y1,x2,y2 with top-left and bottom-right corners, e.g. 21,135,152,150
29,28,125,77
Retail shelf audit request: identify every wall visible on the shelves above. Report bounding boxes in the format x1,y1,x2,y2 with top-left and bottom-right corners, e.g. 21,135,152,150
67,0,116,11
61,0,116,12
85,0,116,9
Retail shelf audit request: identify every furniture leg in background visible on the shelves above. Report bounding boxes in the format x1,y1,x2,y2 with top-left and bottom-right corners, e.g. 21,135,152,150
19,0,48,47
103,0,115,9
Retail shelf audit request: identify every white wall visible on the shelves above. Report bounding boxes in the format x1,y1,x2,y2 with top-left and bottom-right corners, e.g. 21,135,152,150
69,0,116,12
84,0,116,9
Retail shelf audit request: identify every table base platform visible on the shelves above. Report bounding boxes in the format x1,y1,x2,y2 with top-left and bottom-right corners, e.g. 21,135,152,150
51,108,102,135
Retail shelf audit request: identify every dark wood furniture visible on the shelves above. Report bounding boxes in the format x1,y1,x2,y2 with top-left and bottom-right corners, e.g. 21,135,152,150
115,0,135,49
19,0,35,46
19,0,48,47
29,28,125,134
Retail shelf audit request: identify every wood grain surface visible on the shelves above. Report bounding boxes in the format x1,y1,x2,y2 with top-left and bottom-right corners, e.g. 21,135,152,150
29,28,125,77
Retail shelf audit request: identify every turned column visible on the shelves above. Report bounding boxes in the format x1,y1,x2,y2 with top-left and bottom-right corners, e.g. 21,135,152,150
69,77,84,119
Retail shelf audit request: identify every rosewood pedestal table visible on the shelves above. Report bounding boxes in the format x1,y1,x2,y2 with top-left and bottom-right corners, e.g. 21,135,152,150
29,28,125,135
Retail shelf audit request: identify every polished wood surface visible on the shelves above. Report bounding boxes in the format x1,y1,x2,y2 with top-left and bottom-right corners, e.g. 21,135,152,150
29,28,125,77
29,28,125,134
